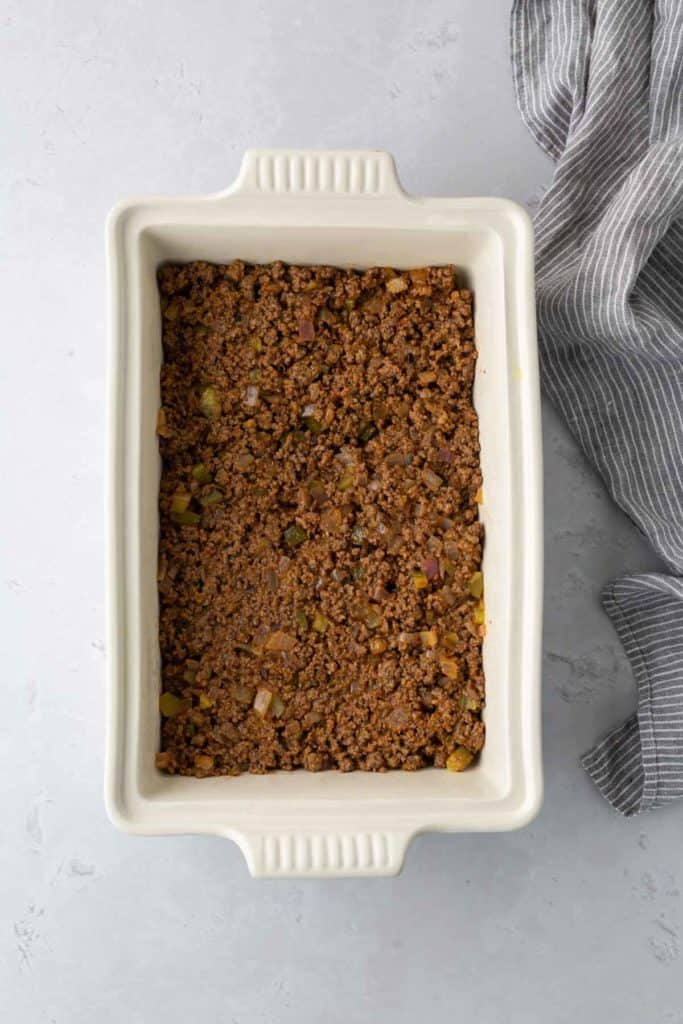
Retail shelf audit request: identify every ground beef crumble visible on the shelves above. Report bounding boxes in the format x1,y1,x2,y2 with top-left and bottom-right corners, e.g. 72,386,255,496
155,260,484,776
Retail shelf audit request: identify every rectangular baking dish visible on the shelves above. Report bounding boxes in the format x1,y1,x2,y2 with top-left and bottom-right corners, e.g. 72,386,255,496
105,149,542,878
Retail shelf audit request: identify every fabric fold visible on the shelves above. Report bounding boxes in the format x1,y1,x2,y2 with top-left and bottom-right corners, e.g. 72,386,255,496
511,0,683,813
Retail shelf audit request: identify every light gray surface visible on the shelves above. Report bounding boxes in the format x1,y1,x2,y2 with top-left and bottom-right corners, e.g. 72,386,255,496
2,1,681,1021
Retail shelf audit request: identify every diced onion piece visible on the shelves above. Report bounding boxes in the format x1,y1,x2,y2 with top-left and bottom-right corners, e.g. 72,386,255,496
364,605,382,630
303,403,316,417
422,556,440,581
387,707,410,730
422,467,443,492
336,448,356,466
397,631,418,650
369,637,387,654
386,276,408,293
236,452,254,471
266,570,279,592
385,452,411,467
439,657,461,680
159,692,190,717
199,386,221,421
156,407,172,437
412,570,429,590
194,754,215,772
351,525,365,546
437,447,454,463
253,687,273,717
420,629,438,649
437,515,455,531
468,571,484,599
245,385,259,407
272,695,286,718
264,630,295,652
446,747,474,772
299,319,315,341
312,610,329,633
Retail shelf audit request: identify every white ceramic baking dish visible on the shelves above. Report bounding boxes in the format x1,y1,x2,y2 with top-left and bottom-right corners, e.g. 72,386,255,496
105,149,542,878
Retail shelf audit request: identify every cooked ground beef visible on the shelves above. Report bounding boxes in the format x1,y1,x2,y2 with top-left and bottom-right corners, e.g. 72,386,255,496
155,260,484,776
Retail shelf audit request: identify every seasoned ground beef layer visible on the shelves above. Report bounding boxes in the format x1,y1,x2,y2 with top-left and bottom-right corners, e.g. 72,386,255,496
156,260,484,776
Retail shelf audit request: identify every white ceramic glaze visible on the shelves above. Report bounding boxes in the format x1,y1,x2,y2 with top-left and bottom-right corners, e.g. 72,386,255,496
105,149,543,878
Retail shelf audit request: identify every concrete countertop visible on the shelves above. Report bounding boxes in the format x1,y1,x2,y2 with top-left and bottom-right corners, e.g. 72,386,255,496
3,1,681,1020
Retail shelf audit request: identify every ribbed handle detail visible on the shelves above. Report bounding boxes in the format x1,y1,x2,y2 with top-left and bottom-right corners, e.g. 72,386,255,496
238,829,410,877
231,149,404,198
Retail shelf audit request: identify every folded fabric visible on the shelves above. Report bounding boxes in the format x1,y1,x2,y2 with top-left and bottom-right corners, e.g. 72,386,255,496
510,0,683,814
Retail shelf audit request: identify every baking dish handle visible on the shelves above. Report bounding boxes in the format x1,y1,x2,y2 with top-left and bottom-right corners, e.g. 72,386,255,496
226,148,406,200
234,828,414,878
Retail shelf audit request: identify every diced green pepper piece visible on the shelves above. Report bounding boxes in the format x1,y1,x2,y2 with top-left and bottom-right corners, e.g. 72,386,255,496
171,493,191,514
446,747,474,772
303,415,324,435
295,608,309,631
171,510,201,526
357,420,378,445
200,489,223,507
159,692,189,717
338,468,355,492
199,386,221,421
312,610,329,633
284,524,308,548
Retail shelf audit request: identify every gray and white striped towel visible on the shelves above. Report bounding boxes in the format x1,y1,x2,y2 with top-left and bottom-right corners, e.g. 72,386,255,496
511,0,683,815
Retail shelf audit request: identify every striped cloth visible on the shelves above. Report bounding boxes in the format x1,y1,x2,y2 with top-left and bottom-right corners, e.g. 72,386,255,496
510,0,683,815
